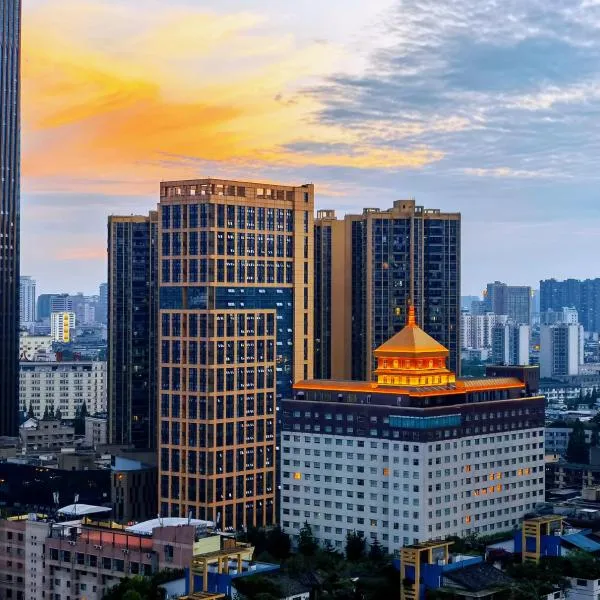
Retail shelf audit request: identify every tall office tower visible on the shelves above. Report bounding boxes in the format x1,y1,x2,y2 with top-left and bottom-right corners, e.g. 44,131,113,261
540,323,583,378
484,282,532,325
107,214,158,449
540,306,579,326
98,282,108,324
158,179,313,528
50,312,76,342
314,201,460,380
0,0,21,435
19,276,36,324
491,323,530,366
281,305,544,551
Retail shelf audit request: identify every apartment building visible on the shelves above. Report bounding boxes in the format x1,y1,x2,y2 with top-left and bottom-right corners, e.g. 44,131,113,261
281,304,545,552
19,361,107,419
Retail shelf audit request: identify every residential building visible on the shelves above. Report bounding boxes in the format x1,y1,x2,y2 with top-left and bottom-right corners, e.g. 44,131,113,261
107,213,158,449
97,282,108,324
19,333,53,361
84,416,108,447
314,201,461,379
314,210,349,380
540,323,584,378
541,307,579,326
0,0,21,437
50,311,76,342
545,426,594,455
158,179,314,528
540,278,600,333
111,456,157,523
19,276,36,325
19,418,75,451
19,360,107,419
281,304,545,552
491,323,530,366
484,282,532,325
461,312,508,350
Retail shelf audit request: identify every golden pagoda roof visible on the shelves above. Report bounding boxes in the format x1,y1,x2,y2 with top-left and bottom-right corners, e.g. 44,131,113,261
373,303,449,358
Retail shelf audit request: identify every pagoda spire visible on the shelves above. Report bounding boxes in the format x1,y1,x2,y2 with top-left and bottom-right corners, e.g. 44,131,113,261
407,299,416,327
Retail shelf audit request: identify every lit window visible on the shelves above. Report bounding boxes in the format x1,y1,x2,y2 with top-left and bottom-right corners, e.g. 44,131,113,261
293,472,302,480
383,468,389,476
465,516,471,524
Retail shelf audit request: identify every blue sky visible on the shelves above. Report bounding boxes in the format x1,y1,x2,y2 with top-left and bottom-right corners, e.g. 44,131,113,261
21,0,600,295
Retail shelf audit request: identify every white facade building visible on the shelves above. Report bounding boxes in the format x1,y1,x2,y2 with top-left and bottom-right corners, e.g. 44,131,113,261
19,361,107,419
281,429,545,553
19,276,36,325
282,306,545,553
50,312,76,342
540,323,584,378
491,323,530,366
461,313,508,350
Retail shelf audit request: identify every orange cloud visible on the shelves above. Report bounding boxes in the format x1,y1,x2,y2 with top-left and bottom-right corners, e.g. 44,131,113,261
22,0,443,194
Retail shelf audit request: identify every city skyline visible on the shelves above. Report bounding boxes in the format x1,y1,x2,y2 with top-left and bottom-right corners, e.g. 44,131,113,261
21,0,600,295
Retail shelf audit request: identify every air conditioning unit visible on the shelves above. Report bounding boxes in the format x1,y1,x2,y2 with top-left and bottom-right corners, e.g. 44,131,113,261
146,553,152,559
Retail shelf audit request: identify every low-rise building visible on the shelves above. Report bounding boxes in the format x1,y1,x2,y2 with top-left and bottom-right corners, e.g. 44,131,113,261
19,418,75,451
84,416,108,447
19,360,107,419
545,425,595,455
19,333,53,361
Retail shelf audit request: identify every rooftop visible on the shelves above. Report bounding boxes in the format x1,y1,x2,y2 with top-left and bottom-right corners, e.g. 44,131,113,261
125,517,214,536
373,303,449,358
444,563,513,592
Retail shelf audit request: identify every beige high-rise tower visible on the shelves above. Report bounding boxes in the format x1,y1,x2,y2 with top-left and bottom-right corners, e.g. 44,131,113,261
158,179,313,529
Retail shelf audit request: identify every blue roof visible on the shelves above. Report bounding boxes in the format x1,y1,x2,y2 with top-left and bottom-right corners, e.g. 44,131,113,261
562,533,600,552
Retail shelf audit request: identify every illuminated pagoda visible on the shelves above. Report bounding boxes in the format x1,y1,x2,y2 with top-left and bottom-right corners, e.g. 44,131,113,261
280,300,545,552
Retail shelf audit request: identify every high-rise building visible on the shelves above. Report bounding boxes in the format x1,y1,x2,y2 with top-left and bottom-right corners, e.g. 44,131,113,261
98,282,108,324
540,306,579,326
158,179,313,528
19,276,36,324
540,323,583,378
484,282,532,325
107,214,158,450
281,304,544,551
314,201,461,380
50,312,76,342
460,312,508,350
0,0,21,436
540,278,600,333
491,323,530,366
50,293,73,314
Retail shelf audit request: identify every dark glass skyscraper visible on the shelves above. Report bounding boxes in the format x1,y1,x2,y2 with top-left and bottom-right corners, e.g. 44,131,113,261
0,0,21,435
540,278,600,332
107,214,158,449
315,200,461,379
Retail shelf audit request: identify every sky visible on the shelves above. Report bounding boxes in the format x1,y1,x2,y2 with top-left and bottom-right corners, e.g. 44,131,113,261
21,0,600,296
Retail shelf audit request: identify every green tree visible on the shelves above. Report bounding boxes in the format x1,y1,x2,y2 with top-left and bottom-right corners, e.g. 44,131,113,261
266,526,291,560
566,419,589,464
55,408,62,421
27,403,35,420
345,530,366,561
42,405,51,420
297,522,318,557
368,537,385,562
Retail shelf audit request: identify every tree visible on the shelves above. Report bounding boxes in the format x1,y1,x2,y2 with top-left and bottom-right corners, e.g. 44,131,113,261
266,526,291,560
298,522,318,557
27,403,35,420
566,420,589,464
42,405,51,420
368,537,385,562
345,530,366,562
54,408,62,421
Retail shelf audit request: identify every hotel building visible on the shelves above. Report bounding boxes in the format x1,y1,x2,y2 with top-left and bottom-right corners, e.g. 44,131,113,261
314,200,460,381
158,179,313,529
281,304,544,552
